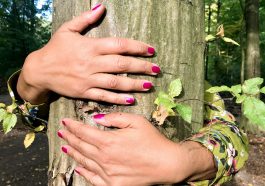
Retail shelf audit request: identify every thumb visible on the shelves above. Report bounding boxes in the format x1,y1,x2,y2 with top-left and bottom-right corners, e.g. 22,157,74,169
93,112,146,129
58,4,105,33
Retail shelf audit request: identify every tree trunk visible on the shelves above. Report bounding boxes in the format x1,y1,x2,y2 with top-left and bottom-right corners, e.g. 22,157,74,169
241,0,260,132
48,0,205,185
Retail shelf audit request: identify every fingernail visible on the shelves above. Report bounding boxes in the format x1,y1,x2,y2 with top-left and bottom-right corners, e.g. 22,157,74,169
62,146,68,154
61,120,67,126
143,82,153,89
92,3,101,11
125,97,135,104
57,131,63,138
148,47,155,55
75,168,81,175
93,114,105,120
152,64,161,74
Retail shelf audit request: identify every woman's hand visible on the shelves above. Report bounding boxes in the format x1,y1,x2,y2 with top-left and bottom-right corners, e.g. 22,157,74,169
18,4,159,104
58,113,216,186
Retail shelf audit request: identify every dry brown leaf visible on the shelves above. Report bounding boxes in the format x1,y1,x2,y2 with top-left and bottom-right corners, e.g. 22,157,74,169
152,106,169,125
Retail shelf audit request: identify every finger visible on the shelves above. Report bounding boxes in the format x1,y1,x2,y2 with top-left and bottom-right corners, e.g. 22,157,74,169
75,167,106,186
61,119,107,147
61,145,104,177
93,55,160,75
90,74,153,91
58,4,105,33
84,88,135,105
94,37,155,56
93,112,147,129
58,129,99,158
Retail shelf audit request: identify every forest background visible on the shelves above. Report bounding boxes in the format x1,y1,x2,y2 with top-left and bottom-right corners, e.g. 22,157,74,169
0,0,265,185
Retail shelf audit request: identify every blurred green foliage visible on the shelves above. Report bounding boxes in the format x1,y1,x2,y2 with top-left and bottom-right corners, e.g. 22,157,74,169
0,0,51,79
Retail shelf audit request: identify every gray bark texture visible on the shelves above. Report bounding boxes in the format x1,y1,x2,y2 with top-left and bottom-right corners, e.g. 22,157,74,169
48,0,205,185
241,0,260,132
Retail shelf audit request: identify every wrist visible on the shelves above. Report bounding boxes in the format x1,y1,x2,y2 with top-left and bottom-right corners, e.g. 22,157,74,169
17,51,50,104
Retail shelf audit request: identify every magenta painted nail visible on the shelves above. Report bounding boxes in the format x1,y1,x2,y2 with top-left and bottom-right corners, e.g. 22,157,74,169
143,82,153,89
62,146,68,154
148,47,155,55
125,97,135,104
57,131,63,138
93,114,105,120
92,3,101,11
152,65,161,74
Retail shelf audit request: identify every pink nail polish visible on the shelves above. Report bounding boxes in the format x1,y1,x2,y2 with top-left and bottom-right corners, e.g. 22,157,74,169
62,120,66,126
57,131,63,138
93,114,105,120
62,146,68,154
152,65,161,74
143,82,153,89
92,3,101,11
75,169,81,175
125,97,135,104
148,47,155,55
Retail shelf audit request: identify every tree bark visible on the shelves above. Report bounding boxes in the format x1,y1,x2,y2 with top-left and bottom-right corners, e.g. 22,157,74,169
48,0,205,185
242,0,260,132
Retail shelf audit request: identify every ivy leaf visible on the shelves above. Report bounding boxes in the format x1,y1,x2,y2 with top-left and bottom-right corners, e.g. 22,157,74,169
0,103,6,108
24,132,36,148
168,79,182,98
242,78,264,95
174,104,192,123
154,91,176,110
243,97,265,130
34,125,45,132
222,37,240,46
231,84,242,95
205,34,216,42
236,95,246,104
207,86,231,93
3,113,17,134
260,87,265,94
0,108,7,122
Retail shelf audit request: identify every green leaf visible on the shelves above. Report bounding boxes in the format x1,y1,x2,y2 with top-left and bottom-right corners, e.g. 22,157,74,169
236,95,246,104
205,34,216,42
6,102,17,113
24,132,35,148
174,104,192,123
231,84,242,95
155,91,176,110
222,37,240,46
3,113,17,134
0,108,7,122
243,97,265,130
168,79,182,98
260,87,265,94
242,78,264,95
207,86,231,94
0,103,6,108
34,125,45,132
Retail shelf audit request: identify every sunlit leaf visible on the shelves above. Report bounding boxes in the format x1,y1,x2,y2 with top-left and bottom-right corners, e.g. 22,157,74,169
260,87,265,94
174,104,192,123
236,95,246,104
3,113,17,134
205,34,216,42
154,91,176,110
231,84,242,95
242,78,264,95
243,97,265,130
222,37,240,46
6,103,17,113
0,108,7,122
24,132,36,148
168,79,182,98
34,125,45,132
207,86,231,93
0,103,6,108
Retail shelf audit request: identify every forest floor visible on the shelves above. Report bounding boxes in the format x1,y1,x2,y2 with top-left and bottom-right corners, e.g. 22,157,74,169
0,93,265,186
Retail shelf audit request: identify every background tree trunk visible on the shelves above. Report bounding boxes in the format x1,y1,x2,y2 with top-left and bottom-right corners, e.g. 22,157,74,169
241,0,260,132
48,0,205,185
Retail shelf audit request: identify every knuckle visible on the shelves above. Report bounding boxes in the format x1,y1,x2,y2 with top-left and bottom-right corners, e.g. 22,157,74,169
108,77,119,89
115,56,129,72
80,157,91,168
96,92,107,101
137,44,146,54
114,38,126,51
143,61,150,73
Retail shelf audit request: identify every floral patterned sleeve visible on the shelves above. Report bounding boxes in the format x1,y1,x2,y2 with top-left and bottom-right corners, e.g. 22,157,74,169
7,70,49,130
188,83,249,186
